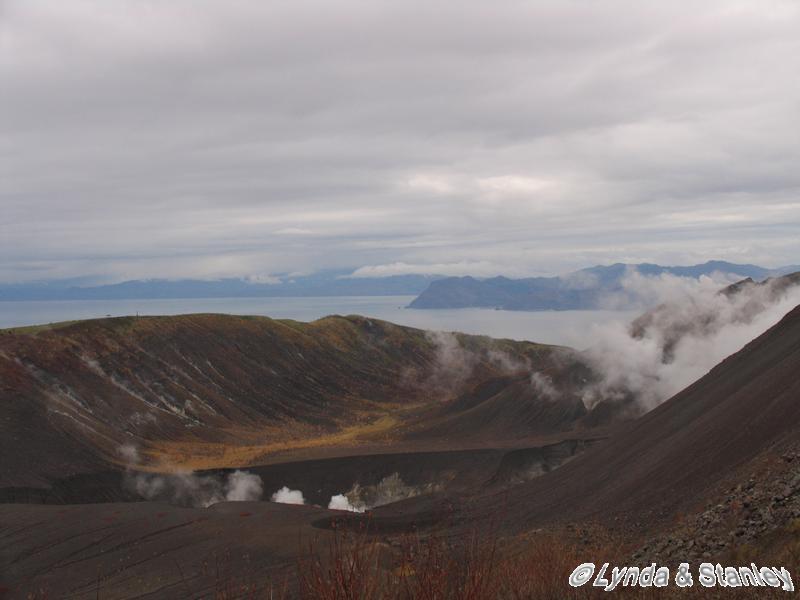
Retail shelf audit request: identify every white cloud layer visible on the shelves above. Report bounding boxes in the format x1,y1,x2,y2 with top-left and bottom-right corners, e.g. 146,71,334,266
348,261,539,278
1,1,799,281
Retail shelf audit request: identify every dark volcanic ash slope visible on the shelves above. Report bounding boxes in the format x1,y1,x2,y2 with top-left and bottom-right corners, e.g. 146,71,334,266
4,305,800,598
404,374,591,441
0,314,590,488
464,302,800,529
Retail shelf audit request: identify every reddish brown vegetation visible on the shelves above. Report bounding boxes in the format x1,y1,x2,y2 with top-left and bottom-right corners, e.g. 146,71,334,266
291,520,800,600
295,519,595,600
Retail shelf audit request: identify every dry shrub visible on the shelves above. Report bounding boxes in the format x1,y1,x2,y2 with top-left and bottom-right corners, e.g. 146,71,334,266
296,518,599,600
297,520,388,600
295,522,800,600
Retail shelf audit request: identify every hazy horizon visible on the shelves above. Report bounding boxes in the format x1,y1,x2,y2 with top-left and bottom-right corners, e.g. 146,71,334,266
1,257,797,288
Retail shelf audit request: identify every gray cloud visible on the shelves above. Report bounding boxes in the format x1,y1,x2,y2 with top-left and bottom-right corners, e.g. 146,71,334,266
2,0,799,282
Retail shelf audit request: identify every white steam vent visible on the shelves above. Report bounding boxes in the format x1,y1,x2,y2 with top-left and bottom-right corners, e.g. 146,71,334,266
270,486,305,505
328,494,364,512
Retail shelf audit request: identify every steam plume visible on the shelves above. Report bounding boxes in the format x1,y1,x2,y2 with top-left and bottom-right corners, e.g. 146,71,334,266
328,472,439,512
118,445,263,508
328,494,363,512
413,330,530,399
580,272,800,411
270,486,305,505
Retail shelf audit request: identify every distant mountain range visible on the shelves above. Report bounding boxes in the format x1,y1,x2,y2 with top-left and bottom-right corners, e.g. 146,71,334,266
3,261,798,306
408,261,800,310
0,270,439,302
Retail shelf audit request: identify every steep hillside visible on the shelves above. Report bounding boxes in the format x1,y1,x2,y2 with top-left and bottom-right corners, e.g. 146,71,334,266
404,373,592,441
443,301,800,530
0,314,589,488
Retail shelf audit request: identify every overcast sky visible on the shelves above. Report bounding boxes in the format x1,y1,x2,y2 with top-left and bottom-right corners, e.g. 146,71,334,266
2,0,799,283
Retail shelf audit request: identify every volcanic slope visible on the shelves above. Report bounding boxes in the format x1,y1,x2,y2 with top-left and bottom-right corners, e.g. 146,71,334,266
0,313,596,488
4,305,800,597
3,305,799,599
422,301,800,532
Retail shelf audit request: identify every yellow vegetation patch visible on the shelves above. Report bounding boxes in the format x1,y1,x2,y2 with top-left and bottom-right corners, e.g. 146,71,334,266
140,411,408,471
